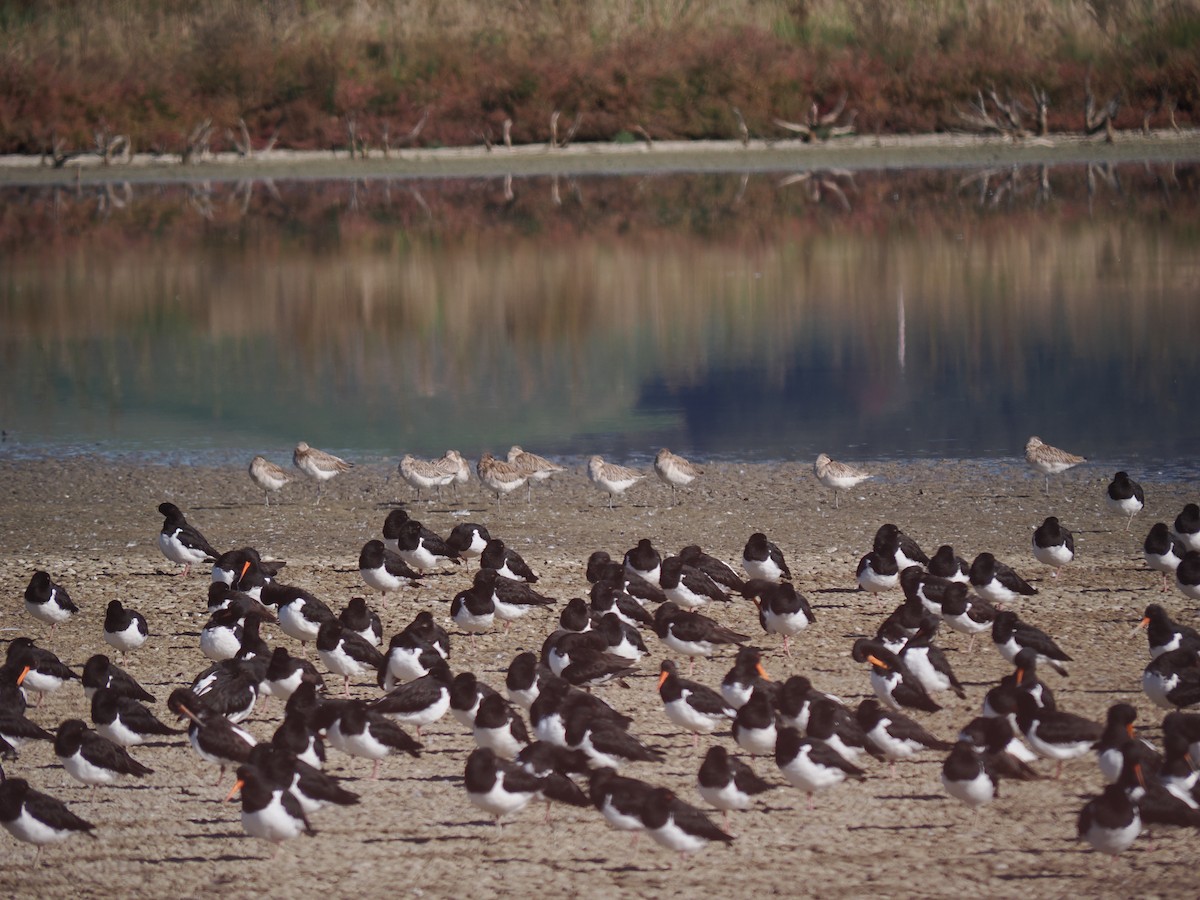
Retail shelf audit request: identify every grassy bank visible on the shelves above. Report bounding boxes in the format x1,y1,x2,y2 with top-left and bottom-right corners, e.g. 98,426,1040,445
0,0,1196,156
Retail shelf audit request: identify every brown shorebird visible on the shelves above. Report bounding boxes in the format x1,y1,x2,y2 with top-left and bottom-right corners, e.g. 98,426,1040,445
654,448,702,505
507,446,566,502
587,455,644,509
477,452,527,502
1024,436,1086,495
292,442,353,505
248,455,291,506
813,453,871,508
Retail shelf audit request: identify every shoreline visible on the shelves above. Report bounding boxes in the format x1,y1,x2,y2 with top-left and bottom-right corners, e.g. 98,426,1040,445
3,129,1199,187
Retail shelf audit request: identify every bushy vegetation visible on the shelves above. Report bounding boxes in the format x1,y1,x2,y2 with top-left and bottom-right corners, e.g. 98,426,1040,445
0,0,1195,155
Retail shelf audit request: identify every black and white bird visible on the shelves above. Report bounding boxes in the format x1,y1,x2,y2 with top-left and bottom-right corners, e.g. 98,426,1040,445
623,538,663,587
91,688,180,747
198,607,245,662
851,639,941,713
596,612,648,663
463,747,546,825
101,600,149,660
314,700,421,780
743,580,814,657
1078,783,1141,857
1136,603,1200,659
1106,471,1145,531
480,539,539,583
678,545,747,594
391,518,463,572
874,524,930,571
23,571,78,631
1174,503,1200,553
1015,692,1102,778
775,725,865,809
473,569,556,628
776,675,838,733
471,693,530,759
380,630,443,691
927,545,971,584
589,766,657,839
720,647,775,711
1031,516,1075,578
338,597,382,648
856,547,899,594
268,582,336,648
1144,523,1187,593
804,698,880,766
659,556,730,611
742,532,792,583
246,743,358,815
54,718,153,787
315,620,386,697
226,762,315,850
0,767,95,860
544,632,636,689
856,698,952,773
168,688,256,783
81,654,154,704
991,610,1071,677
357,539,422,606
938,586,996,649
940,741,998,810
732,688,779,757
696,745,776,829
1141,648,1200,711
657,660,735,748
156,501,220,577
370,661,452,738
898,618,966,700
653,602,749,675
969,553,1038,605
504,653,543,712
446,523,491,559
6,639,78,706
1179,551,1200,602
450,672,502,729
561,702,662,769
639,786,734,859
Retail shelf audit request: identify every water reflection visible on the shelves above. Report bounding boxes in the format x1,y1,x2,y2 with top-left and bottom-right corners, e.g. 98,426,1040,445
1,163,1197,473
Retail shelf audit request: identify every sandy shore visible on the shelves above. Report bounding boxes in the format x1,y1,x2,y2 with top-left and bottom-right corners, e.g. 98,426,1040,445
0,454,1195,898
3,130,1199,187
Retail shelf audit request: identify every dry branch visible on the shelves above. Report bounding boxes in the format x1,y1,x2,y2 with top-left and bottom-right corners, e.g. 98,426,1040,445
182,119,213,164
773,92,856,142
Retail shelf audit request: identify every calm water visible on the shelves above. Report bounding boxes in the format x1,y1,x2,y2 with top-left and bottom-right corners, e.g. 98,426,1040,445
1,162,1198,478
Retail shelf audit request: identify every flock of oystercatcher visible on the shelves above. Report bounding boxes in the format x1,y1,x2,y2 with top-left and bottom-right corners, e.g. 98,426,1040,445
3,437,1200,869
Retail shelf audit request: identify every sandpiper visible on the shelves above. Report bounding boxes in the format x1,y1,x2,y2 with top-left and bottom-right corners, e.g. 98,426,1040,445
292,442,352,505
436,449,473,496
248,455,291,506
587,456,644,508
654,448,701,505
477,452,528,502
814,453,871,508
398,453,454,501
508,446,566,501
1024,436,1086,495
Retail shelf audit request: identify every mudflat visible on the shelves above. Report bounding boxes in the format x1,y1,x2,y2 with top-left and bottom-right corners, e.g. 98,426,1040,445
0,454,1194,898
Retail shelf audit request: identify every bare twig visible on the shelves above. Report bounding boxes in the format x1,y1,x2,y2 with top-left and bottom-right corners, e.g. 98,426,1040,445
182,119,213,164
732,106,749,146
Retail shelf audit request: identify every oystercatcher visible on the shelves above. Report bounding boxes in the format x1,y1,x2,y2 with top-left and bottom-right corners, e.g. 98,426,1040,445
1141,648,1200,710
226,761,314,852
473,568,556,628
1173,503,1200,553
991,610,1071,676
940,741,998,810
874,524,929,570
743,580,813,657
480,539,538,583
660,556,730,611
358,540,421,606
927,545,971,583
91,688,179,747
471,693,530,759
316,620,385,697
775,725,866,809
732,688,779,756
337,596,382,649
697,745,776,829
1136,603,1200,659
721,647,774,710
22,571,78,631
742,532,792,583
0,767,95,861
1106,471,1145,530
640,786,734,858
653,602,749,675
392,518,462,572
370,661,451,737
1176,550,1200,602
156,501,220,577
7,638,78,706
851,639,941,713
314,700,421,779
268,582,336,647
54,718,153,787
169,688,256,783
857,698,952,773
1078,783,1141,856
450,672,502,728
623,538,663,587
1144,523,1187,593
1015,691,1102,778
446,523,491,559
81,654,153,704
1031,516,1074,578
678,545,746,593
970,553,1038,605
464,747,545,825
657,659,735,748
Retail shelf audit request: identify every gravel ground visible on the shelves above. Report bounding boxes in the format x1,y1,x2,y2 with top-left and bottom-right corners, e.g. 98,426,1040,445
0,454,1195,898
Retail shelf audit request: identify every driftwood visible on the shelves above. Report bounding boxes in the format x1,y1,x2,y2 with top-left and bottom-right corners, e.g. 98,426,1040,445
227,119,281,159
774,92,856,142
182,119,214,164
549,110,583,149
1084,73,1120,142
381,109,429,158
